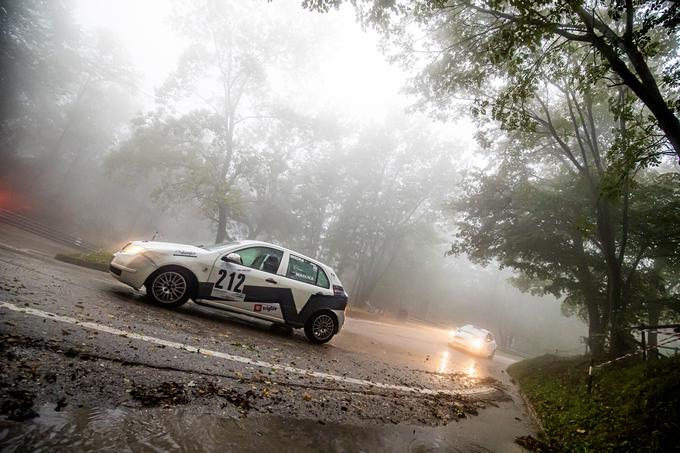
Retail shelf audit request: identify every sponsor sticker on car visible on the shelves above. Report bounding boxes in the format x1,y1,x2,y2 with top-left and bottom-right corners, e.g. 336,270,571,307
254,304,278,313
211,287,246,301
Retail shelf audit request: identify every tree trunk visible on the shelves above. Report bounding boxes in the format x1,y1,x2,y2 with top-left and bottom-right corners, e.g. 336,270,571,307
215,203,228,244
647,302,661,360
572,231,607,357
28,74,92,191
594,197,630,356
587,302,605,357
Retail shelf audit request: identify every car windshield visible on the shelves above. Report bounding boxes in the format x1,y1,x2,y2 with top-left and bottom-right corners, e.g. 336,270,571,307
199,241,242,251
461,325,485,337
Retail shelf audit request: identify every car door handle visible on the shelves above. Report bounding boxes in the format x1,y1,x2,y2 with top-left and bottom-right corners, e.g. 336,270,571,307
265,278,277,284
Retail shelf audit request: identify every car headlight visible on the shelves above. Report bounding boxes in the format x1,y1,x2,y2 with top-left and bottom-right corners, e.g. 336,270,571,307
122,244,145,255
473,339,484,350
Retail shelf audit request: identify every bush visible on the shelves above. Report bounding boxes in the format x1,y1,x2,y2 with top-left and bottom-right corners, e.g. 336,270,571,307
508,354,680,451
54,252,113,272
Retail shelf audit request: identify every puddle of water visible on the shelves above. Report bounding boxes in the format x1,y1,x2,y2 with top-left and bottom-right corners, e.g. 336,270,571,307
0,405,505,453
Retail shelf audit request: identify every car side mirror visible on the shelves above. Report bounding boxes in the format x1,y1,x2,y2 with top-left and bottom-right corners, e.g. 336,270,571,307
222,253,242,265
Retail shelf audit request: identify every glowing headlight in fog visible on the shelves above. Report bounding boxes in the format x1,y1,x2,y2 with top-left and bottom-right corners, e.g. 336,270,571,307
123,244,145,255
473,339,484,350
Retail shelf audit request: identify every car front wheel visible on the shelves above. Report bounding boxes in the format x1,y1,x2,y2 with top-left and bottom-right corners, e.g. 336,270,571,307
146,267,194,308
304,311,338,344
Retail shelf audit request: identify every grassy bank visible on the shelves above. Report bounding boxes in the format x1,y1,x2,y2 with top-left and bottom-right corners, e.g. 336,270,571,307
508,354,680,451
54,251,113,272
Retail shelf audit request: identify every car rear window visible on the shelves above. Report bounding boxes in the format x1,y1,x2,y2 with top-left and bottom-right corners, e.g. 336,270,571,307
287,254,329,288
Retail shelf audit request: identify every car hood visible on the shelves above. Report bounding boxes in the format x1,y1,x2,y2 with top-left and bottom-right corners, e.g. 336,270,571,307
132,241,210,256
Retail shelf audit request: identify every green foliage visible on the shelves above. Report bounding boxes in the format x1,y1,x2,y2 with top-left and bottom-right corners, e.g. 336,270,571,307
307,0,680,159
451,162,603,300
54,252,113,272
508,354,680,451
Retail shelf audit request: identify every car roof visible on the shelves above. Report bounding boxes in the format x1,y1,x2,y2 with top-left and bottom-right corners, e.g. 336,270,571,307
461,324,492,335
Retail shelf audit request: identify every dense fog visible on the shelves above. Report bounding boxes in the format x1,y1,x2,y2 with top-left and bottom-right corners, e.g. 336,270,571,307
10,0,680,357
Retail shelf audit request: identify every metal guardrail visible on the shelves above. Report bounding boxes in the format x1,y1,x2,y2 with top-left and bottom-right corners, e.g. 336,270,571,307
405,314,450,329
0,207,100,253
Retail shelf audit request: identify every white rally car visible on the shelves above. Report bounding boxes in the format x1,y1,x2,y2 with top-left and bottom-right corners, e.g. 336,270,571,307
448,324,497,359
109,240,348,343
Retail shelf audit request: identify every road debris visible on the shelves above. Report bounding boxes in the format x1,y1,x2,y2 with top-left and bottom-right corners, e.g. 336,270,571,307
515,435,558,452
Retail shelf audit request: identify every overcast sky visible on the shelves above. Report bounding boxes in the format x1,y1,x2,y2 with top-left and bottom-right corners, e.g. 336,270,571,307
74,0,478,157
75,1,404,116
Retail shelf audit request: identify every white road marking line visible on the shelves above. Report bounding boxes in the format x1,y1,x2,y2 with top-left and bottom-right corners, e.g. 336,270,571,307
0,301,494,397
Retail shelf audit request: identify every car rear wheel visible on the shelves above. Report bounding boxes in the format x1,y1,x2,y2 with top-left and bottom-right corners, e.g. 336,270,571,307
304,311,337,344
146,267,194,308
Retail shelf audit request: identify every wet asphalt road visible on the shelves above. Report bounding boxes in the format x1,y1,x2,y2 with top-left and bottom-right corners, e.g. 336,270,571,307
0,231,536,452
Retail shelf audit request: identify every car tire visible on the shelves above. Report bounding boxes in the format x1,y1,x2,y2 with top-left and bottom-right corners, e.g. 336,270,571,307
304,311,337,344
145,266,195,308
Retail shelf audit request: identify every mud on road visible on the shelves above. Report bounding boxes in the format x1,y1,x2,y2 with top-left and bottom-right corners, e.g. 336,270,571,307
0,331,501,426
0,241,533,452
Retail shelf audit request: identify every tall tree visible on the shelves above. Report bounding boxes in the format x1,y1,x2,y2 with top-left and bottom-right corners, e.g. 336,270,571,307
0,0,80,165
449,70,679,356
308,0,680,354
322,118,458,307
0,0,136,233
109,0,308,243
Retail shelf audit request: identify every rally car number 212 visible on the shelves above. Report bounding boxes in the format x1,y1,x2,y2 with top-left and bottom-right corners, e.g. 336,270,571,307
109,240,348,343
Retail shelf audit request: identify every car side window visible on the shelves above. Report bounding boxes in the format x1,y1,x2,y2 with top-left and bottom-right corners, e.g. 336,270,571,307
287,254,329,288
232,247,283,274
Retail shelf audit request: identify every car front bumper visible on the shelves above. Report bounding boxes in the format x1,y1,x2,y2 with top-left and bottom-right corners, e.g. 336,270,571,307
109,252,157,290
449,338,496,357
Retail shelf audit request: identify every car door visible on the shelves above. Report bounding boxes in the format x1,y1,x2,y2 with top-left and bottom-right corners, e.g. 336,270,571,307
282,253,334,313
206,245,285,321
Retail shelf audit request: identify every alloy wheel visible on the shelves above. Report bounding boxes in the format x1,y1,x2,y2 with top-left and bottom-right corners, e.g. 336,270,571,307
152,271,187,303
312,313,335,341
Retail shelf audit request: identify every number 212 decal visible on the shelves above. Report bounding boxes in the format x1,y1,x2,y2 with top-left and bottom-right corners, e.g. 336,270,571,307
215,270,245,292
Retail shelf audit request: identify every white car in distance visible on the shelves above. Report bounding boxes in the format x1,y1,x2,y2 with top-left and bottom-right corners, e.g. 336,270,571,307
448,324,497,359
109,240,348,343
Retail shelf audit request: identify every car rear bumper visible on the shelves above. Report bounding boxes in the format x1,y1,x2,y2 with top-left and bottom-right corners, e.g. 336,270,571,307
332,309,345,333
